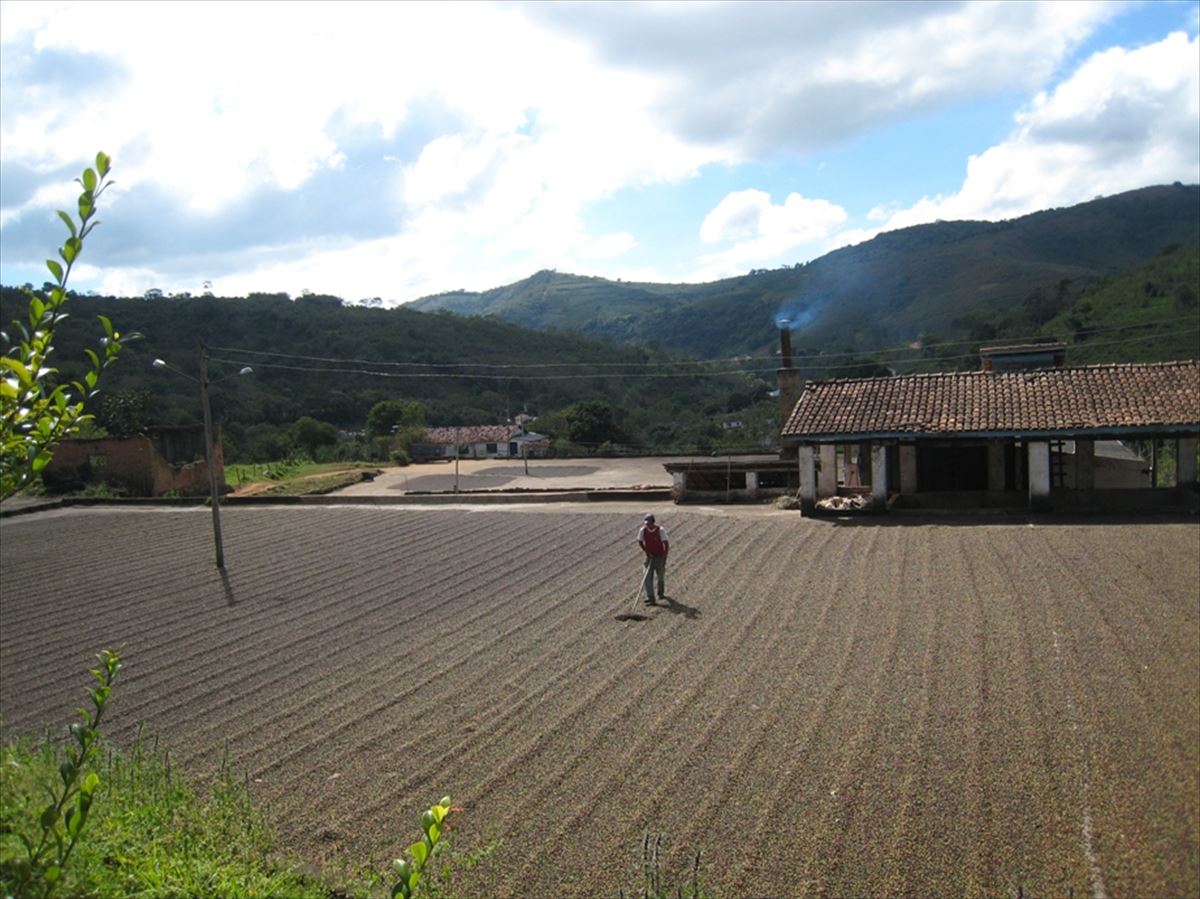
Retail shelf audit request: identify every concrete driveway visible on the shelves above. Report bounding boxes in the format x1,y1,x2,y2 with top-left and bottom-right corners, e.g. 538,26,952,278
331,455,691,496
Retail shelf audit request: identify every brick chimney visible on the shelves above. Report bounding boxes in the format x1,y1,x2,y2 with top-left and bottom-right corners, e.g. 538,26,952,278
778,324,801,425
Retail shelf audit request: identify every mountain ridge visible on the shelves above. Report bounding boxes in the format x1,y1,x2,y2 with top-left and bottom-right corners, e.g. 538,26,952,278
408,183,1200,359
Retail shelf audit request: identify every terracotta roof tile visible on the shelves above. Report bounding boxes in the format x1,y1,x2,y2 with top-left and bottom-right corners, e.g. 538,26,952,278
781,361,1200,438
420,425,516,445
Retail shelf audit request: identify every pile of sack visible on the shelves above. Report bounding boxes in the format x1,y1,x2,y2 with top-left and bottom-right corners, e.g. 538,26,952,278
815,493,876,512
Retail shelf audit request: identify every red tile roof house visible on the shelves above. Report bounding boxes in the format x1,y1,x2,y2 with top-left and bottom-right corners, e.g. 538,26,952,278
413,425,549,461
780,359,1200,514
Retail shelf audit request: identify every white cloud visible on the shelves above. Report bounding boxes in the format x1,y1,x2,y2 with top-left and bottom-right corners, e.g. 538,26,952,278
403,134,507,208
0,0,1185,300
577,232,637,260
866,30,1200,231
695,190,847,279
531,0,1123,155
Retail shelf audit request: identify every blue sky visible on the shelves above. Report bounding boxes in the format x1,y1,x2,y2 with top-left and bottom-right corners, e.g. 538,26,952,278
1,0,1197,303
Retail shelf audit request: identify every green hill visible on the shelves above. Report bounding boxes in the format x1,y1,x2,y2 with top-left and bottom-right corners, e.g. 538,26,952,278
0,289,776,458
410,184,1200,361
6,185,1195,464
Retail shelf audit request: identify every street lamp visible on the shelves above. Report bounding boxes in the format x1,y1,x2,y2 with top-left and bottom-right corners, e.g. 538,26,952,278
153,340,252,568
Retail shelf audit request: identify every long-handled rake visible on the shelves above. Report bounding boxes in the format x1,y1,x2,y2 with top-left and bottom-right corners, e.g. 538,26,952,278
614,564,654,622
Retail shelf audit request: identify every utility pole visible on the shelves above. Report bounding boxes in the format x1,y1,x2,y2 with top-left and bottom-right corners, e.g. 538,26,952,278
154,348,250,570
197,339,225,568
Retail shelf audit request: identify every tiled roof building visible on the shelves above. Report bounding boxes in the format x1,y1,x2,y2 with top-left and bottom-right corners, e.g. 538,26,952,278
422,425,516,446
782,361,1200,439
779,360,1200,513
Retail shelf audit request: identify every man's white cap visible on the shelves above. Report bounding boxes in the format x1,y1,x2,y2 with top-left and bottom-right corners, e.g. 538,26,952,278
644,513,655,522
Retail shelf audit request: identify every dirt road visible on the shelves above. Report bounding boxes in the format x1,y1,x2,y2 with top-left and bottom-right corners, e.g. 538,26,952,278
2,505,1197,896
329,455,754,495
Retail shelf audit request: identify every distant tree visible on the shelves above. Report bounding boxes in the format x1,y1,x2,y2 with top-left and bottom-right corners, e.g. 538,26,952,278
243,423,291,462
950,304,998,340
290,416,339,459
365,400,425,440
564,400,624,447
98,389,152,438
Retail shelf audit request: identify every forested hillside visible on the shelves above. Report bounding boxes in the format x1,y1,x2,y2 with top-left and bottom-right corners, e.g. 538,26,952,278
410,184,1200,361
0,289,775,460
5,186,1195,465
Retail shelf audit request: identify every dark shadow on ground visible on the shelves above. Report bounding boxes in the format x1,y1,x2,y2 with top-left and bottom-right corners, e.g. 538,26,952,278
401,465,601,493
401,472,517,491
659,595,701,620
824,510,1200,527
486,465,600,480
219,568,237,607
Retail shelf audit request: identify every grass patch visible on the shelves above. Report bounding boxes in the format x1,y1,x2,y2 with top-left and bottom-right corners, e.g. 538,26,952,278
0,729,500,899
228,462,382,497
0,732,335,898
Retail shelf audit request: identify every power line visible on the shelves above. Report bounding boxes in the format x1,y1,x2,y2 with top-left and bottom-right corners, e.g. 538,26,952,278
207,326,1198,382
206,357,767,380
206,345,749,370
207,314,1199,372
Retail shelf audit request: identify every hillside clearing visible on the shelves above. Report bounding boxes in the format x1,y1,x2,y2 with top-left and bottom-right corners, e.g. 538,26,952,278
1,506,1197,896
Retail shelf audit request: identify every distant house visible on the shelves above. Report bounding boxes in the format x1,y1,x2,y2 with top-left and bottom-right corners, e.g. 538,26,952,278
42,425,222,497
781,359,1200,513
412,425,550,461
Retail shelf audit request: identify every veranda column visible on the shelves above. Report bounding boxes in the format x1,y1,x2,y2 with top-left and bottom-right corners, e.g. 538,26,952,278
987,441,1006,492
799,445,817,513
899,444,918,495
1075,439,1096,491
870,443,888,505
1178,437,1198,486
1028,440,1051,510
817,444,837,499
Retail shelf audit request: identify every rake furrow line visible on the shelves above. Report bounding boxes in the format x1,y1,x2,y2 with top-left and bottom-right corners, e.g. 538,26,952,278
216,550,654,780
0,542,216,635
784,530,917,894
121,518,566,735
1010,528,1196,897
188,515,656,774
635,523,844,874
877,533,944,896
1052,527,1196,728
991,530,1114,898
328,519,782,841
964,530,1060,892
485,523,838,891
172,586,559,765
496,522,815,886
969,527,1087,894
4,508,1196,899
726,526,886,892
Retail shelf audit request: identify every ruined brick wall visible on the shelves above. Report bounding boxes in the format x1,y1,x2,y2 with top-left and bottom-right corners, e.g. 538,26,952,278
42,428,223,497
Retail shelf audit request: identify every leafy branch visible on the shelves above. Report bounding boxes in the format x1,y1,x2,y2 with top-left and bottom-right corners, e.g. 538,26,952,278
392,795,456,899
6,649,122,898
0,152,138,499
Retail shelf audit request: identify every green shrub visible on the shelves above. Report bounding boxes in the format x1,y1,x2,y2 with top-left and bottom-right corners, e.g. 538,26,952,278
1,650,121,897
0,730,329,898
1,153,137,500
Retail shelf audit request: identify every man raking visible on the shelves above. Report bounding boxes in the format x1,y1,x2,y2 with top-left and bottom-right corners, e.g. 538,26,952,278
637,513,669,605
